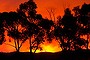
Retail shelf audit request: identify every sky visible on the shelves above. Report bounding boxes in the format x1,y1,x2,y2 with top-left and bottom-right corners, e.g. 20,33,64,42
0,0,90,52
0,0,90,19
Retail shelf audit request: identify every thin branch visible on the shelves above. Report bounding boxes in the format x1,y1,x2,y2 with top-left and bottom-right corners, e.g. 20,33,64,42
14,39,17,50
19,40,26,48
51,9,55,22
34,47,38,53
46,9,52,20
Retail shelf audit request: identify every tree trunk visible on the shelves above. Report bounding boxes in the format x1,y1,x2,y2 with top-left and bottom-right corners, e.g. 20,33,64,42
34,48,37,53
60,36,65,51
14,39,18,52
17,39,20,52
16,48,20,52
29,37,32,53
34,43,38,53
29,37,34,60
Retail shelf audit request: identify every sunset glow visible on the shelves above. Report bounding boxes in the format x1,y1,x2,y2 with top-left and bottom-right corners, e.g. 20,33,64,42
0,36,62,53
0,0,90,18
0,0,90,53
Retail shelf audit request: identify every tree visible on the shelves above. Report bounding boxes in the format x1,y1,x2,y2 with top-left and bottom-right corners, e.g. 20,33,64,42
72,6,80,17
80,3,90,50
73,3,90,50
17,0,37,23
54,8,86,51
17,0,45,55
0,12,28,52
1,10,43,53
38,19,54,42
24,22,44,53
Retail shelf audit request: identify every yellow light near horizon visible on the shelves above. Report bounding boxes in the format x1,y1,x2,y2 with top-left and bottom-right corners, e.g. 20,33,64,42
38,39,62,53
20,39,62,53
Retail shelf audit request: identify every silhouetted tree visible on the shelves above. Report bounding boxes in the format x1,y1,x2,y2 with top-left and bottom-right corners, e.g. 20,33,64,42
18,0,54,45
0,12,28,52
55,8,86,51
38,19,54,31
35,14,43,20
23,22,44,53
17,0,37,23
72,6,80,17
17,1,45,58
0,11,43,53
38,19,54,42
73,3,90,50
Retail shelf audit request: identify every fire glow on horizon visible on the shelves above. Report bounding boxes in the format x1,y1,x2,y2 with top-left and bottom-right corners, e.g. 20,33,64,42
0,26,62,53
0,35,62,53
0,0,90,53
0,25,90,53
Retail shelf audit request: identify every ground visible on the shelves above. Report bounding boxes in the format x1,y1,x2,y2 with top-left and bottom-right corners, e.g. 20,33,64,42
0,50,89,60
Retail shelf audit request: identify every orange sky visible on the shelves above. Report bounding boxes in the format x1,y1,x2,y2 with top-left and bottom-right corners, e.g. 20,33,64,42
0,0,90,19
0,0,90,52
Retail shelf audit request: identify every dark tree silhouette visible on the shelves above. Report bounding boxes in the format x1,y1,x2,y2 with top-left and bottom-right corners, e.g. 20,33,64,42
18,0,54,53
38,19,54,42
72,6,80,17
17,0,45,57
54,8,86,51
18,0,55,53
38,19,54,31
17,0,37,23
0,9,44,53
0,12,27,52
35,14,43,20
20,19,45,60
23,22,44,53
73,3,90,50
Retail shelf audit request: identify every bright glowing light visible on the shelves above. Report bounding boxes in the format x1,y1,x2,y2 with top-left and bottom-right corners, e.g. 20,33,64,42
38,39,62,53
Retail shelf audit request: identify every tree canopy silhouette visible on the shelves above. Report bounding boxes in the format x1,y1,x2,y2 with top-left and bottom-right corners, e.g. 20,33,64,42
54,8,86,51
73,3,90,50
17,0,45,55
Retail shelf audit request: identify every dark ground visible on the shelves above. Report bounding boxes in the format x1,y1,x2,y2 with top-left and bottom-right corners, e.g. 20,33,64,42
0,50,90,60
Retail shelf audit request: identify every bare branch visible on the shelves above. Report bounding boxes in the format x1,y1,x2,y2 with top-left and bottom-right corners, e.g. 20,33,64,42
46,9,52,20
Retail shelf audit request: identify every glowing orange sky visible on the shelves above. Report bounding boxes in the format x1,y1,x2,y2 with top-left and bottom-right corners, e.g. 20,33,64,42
0,0,90,19
0,0,90,52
